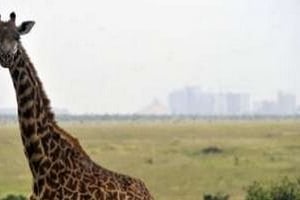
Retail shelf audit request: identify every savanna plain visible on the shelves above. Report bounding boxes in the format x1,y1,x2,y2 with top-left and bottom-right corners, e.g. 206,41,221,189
0,120,300,200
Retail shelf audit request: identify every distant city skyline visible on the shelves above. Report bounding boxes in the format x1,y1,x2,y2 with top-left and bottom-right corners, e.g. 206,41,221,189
168,87,298,116
1,87,299,116
0,0,299,114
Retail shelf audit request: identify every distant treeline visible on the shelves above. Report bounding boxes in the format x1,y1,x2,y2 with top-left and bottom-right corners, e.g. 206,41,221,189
1,114,300,123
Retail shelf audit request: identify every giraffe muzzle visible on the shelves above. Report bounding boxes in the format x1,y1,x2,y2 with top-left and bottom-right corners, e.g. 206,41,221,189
0,52,14,68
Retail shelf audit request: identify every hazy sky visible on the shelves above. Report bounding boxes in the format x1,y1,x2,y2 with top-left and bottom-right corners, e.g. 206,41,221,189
0,0,299,114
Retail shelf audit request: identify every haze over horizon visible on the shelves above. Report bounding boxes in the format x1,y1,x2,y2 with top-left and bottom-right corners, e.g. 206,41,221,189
0,0,299,114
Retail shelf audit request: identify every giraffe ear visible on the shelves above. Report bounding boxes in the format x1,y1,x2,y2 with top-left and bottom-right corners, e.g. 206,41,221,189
17,21,35,35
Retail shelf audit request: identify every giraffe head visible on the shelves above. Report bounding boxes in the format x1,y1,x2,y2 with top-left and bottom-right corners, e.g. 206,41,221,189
0,12,35,68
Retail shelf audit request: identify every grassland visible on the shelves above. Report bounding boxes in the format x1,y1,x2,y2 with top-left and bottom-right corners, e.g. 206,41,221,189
0,120,300,200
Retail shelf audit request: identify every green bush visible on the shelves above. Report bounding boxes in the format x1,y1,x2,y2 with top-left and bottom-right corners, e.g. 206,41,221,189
246,182,271,200
270,178,300,200
0,195,26,200
246,178,300,200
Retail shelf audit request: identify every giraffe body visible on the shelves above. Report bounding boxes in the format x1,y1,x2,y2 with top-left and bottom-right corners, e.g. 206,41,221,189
0,13,154,200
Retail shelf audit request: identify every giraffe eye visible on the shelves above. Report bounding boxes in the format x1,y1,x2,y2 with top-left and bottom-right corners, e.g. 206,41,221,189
13,33,20,41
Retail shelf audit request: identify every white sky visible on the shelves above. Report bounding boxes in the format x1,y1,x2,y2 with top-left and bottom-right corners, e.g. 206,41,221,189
0,0,299,114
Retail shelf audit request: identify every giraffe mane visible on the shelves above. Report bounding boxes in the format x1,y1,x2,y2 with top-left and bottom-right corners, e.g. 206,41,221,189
53,124,90,158
18,45,90,158
17,45,56,122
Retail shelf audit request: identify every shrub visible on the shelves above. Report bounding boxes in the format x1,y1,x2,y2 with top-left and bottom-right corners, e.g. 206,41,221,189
0,195,26,200
246,178,300,200
246,182,271,200
270,177,300,200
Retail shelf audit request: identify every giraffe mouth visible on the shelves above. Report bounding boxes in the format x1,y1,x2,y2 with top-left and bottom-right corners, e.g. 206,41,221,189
0,52,14,68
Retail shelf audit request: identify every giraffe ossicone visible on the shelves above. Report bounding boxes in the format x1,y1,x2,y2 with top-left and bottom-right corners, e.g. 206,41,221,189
0,12,154,200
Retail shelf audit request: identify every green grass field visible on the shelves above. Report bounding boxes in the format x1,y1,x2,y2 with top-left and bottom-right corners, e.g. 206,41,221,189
0,120,300,200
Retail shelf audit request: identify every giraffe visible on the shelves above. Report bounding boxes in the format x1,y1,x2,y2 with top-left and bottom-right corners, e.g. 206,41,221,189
0,12,154,200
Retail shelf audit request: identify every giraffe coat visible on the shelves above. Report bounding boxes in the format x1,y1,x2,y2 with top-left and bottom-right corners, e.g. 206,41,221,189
0,12,154,200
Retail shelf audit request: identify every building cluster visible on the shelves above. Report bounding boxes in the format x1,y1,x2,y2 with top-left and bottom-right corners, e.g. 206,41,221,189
168,87,298,116
253,92,297,115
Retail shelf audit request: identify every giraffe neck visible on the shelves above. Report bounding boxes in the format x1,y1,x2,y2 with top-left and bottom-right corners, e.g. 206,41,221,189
9,44,55,178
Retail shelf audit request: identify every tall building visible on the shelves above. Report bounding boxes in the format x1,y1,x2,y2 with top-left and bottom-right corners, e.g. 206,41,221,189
226,93,241,115
169,88,190,115
240,93,251,114
169,87,215,115
277,92,296,115
225,93,250,115
214,93,227,116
